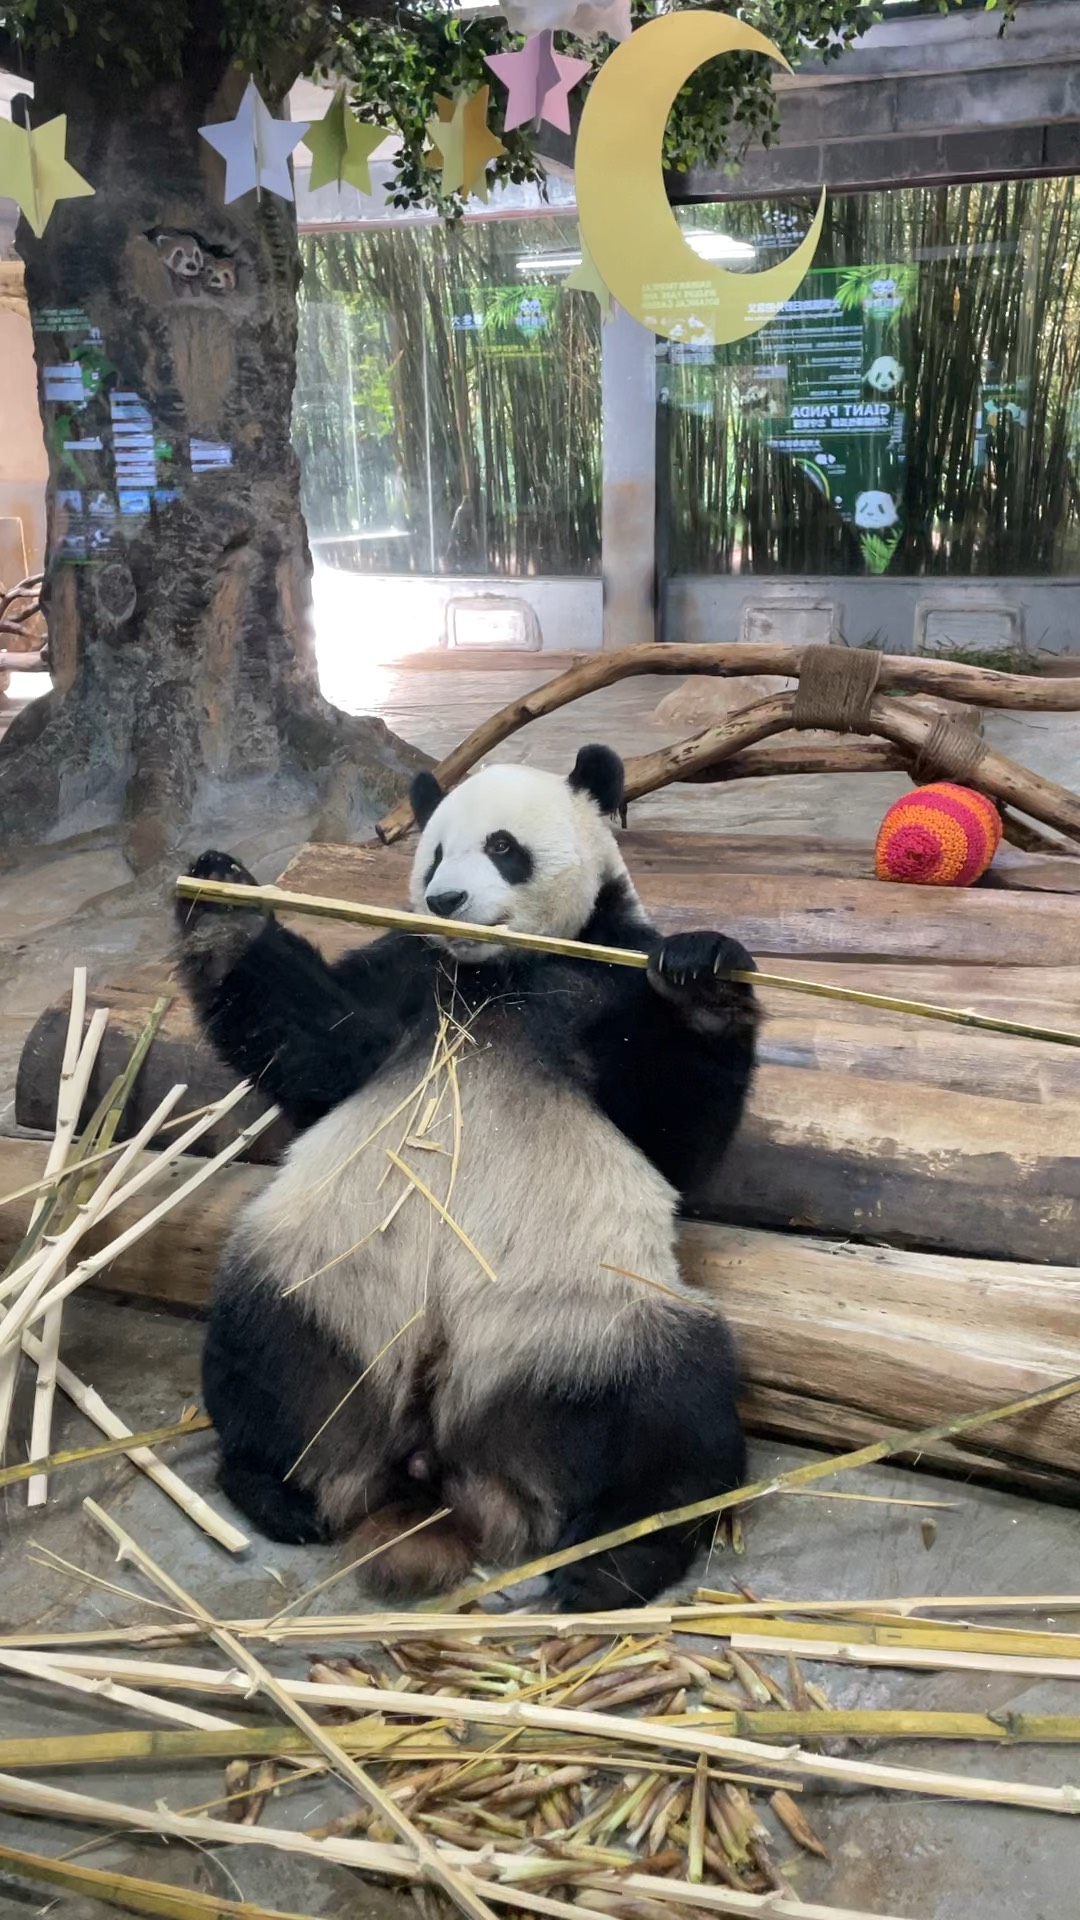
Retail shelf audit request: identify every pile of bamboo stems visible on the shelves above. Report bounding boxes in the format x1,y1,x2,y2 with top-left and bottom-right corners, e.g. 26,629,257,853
0,971,277,1552
5,1498,1080,1920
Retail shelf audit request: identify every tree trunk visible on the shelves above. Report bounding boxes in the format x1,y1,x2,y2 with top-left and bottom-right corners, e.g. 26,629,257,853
1,44,425,868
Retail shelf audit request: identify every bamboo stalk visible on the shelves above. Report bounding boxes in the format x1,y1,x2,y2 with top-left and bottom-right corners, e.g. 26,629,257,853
28,995,169,1507
726,1634,1080,1681
0,1410,211,1487
5,1101,279,1345
28,1640,1080,1820
0,1773,992,1919
172,877,1080,1050
0,1084,187,1335
0,1097,226,1214
724,1616,1080,1661
0,972,96,1462
10,1591,1080,1655
82,1501,502,1920
0,1648,237,1733
17,1333,244,1551
444,1372,1080,1609
0,1842,327,1920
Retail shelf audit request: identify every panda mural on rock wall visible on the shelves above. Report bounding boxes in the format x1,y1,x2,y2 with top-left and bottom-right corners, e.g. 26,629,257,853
176,748,755,1609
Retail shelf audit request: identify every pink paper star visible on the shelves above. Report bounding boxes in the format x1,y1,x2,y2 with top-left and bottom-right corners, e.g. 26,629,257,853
486,31,592,136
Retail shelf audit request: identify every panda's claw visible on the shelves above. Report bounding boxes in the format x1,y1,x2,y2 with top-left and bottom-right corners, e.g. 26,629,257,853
175,849,267,977
647,932,757,1016
187,849,258,890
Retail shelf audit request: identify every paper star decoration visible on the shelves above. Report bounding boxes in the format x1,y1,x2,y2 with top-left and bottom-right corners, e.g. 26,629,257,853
486,31,591,135
425,88,506,201
304,88,385,193
565,231,613,318
500,0,631,42
200,80,310,204
0,114,94,239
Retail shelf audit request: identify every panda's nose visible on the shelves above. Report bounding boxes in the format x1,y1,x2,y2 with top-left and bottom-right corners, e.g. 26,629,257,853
426,888,468,919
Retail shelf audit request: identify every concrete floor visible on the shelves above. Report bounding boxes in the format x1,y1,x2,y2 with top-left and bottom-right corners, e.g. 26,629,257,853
2,657,1080,1918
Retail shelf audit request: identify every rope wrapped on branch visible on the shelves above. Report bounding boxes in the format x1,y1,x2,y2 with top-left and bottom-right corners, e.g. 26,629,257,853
376,643,1080,854
376,643,1080,841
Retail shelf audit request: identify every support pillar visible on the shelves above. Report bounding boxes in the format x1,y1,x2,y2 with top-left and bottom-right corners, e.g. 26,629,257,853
600,305,657,649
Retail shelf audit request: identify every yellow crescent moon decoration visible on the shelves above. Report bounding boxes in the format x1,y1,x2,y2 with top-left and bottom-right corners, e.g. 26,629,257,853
575,12,826,346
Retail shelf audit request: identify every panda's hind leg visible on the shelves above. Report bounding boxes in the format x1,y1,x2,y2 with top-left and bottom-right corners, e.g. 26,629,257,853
204,1257,406,1547
546,1310,746,1612
433,1310,744,1610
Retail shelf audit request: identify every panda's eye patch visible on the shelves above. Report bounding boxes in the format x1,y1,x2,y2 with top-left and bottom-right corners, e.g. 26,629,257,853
484,830,533,883
423,844,443,889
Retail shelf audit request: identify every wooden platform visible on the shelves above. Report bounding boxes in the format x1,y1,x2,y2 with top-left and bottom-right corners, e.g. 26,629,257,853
14,828,1080,1266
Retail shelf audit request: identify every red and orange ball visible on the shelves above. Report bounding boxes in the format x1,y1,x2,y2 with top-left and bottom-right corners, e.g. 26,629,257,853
875,783,1002,887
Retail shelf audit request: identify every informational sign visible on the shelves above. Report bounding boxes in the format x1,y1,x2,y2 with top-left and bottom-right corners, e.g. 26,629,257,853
670,263,917,572
32,304,218,564
451,285,557,357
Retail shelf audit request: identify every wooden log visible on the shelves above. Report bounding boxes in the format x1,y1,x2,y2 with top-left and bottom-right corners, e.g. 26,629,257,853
680,739,909,783
705,1064,1080,1266
3,1141,1076,1494
682,1222,1080,1477
0,1139,267,1311
374,643,1080,841
17,833,1080,1259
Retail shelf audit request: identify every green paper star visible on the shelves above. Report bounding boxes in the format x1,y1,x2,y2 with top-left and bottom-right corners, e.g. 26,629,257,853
305,88,385,194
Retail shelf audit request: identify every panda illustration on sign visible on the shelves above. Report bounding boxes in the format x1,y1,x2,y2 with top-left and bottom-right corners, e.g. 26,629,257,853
864,355,904,395
177,749,754,1607
854,490,898,531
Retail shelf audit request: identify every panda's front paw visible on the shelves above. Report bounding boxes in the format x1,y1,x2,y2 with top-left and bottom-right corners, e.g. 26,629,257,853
175,849,267,982
647,932,757,1031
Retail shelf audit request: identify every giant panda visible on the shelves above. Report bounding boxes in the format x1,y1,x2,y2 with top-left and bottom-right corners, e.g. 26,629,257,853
175,746,757,1609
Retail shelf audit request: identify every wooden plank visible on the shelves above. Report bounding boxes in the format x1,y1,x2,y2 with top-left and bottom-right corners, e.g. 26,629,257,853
3,1140,1075,1493
276,837,1080,966
758,1017,1080,1105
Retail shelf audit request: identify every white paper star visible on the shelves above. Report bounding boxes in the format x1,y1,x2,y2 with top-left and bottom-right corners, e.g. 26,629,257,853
200,80,310,204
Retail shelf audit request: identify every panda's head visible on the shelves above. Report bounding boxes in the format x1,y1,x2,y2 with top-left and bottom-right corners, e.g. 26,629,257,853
408,746,628,960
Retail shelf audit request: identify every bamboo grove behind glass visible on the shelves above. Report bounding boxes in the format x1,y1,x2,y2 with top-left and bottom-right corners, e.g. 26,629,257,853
295,177,1080,581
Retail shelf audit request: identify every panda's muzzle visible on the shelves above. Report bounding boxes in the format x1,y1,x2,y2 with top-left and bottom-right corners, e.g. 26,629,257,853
426,888,468,919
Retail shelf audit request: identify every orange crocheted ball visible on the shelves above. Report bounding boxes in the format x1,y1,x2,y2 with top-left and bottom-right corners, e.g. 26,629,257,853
875,783,1002,887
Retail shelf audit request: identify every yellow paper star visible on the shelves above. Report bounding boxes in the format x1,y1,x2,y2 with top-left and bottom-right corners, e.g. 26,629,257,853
0,114,94,239
305,88,385,194
425,87,505,200
565,231,613,319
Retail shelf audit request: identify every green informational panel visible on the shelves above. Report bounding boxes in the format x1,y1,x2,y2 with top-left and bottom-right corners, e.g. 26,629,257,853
671,263,918,572
451,284,559,358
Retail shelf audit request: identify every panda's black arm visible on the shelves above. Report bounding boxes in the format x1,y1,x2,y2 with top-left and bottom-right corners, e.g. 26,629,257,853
578,931,758,1197
176,855,436,1129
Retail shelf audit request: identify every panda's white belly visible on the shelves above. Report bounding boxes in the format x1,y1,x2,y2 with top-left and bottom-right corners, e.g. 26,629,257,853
236,1033,688,1423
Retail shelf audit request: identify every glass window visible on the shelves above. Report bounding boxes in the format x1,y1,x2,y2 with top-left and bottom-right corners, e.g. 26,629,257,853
660,178,1080,577
295,219,600,577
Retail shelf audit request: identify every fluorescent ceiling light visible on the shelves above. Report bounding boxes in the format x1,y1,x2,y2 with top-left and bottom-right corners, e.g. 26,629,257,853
516,229,754,276
682,229,756,263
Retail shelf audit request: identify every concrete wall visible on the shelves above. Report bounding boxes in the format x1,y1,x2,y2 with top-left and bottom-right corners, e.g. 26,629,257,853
665,575,1080,657
683,0,1080,198
313,569,602,695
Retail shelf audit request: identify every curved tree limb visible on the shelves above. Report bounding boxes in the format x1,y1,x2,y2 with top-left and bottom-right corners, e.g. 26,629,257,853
375,645,1080,843
617,691,1080,845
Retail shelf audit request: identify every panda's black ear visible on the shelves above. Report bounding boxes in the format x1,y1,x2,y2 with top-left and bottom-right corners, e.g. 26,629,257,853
411,770,443,831
568,744,624,818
